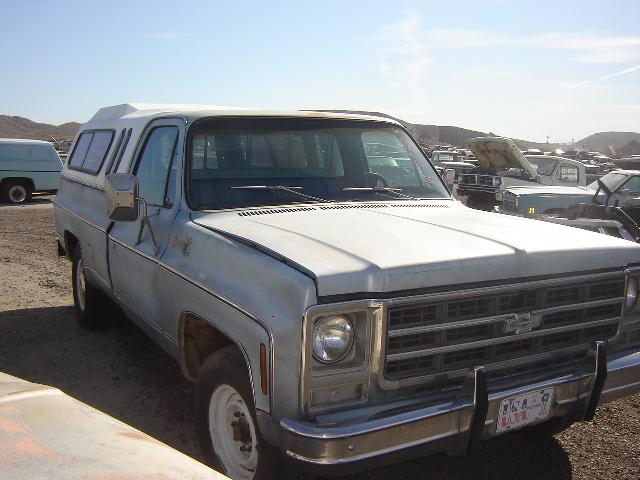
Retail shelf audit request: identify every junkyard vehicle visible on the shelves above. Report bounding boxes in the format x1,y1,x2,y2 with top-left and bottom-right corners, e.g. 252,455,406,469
55,104,640,480
498,170,640,241
430,149,477,178
0,138,63,204
458,137,586,210
0,372,227,479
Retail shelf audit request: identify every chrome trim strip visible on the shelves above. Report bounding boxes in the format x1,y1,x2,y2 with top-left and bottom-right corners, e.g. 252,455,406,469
387,297,624,338
386,317,620,362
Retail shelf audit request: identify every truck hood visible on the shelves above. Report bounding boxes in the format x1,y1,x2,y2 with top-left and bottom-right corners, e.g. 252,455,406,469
192,201,640,297
467,137,538,179
506,185,595,197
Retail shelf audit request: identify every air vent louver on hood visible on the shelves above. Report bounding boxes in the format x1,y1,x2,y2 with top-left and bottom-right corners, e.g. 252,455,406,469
236,203,450,216
237,207,316,217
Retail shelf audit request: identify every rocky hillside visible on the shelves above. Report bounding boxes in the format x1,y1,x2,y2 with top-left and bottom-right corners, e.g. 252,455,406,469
0,115,80,141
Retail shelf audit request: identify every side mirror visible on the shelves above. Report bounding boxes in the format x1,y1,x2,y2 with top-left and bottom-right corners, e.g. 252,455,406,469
105,173,138,221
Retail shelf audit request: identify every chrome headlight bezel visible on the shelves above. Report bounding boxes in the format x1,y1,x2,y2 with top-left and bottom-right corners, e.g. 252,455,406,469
312,314,355,364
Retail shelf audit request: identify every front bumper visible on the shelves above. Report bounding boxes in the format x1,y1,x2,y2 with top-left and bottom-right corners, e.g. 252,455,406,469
280,343,640,468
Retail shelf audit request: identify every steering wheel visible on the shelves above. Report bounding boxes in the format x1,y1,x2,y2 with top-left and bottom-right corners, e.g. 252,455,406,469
363,171,389,187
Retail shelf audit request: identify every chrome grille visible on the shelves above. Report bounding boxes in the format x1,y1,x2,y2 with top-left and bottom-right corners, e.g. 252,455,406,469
384,276,625,381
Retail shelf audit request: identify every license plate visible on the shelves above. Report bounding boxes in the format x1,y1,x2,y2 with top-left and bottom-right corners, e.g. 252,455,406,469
495,191,503,201
496,388,554,434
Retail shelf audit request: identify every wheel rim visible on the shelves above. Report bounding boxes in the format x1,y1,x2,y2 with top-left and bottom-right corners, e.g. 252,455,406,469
76,257,86,312
208,384,258,480
8,185,27,203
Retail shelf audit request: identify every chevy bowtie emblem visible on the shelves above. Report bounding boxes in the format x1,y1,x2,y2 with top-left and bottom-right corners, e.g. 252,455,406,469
503,312,542,335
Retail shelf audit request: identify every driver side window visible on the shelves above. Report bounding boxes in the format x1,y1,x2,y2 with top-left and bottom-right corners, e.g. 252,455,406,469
134,126,179,207
361,131,420,187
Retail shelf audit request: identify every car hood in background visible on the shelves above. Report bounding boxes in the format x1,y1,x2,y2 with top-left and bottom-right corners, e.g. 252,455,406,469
505,185,595,197
467,137,538,179
192,201,640,297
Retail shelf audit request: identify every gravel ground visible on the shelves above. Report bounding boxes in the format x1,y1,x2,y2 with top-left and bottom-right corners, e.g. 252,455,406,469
1,201,639,480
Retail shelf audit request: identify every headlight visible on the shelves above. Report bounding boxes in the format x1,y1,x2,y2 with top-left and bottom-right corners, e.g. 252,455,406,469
625,276,638,312
312,315,354,363
492,176,502,186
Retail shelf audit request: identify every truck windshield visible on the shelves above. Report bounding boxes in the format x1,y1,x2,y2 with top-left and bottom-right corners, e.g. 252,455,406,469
187,118,450,210
587,172,628,192
526,157,558,176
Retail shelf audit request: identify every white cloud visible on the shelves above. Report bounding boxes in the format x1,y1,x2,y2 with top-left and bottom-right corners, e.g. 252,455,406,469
377,11,430,97
422,29,640,64
571,64,640,87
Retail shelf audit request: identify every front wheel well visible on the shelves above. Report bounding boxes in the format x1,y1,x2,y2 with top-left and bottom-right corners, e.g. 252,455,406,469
63,231,79,260
178,312,238,382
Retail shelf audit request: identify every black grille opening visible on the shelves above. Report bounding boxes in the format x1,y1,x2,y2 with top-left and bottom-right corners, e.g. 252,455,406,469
585,303,621,321
543,309,583,328
587,280,624,300
447,297,495,322
494,339,537,361
442,347,490,369
386,356,438,379
582,323,618,342
388,331,442,353
545,286,582,306
388,304,442,330
498,291,537,313
540,331,576,351
444,323,494,346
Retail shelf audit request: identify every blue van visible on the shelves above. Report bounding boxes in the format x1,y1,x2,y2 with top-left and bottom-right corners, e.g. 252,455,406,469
0,139,63,203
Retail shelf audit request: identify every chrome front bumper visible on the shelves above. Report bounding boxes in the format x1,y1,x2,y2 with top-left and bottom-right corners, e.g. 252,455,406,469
280,343,640,466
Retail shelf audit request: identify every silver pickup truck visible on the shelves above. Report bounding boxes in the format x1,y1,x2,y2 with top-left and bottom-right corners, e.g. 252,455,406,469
54,104,640,480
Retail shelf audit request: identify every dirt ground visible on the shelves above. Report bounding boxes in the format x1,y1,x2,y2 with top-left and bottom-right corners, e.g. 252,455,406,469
1,201,639,480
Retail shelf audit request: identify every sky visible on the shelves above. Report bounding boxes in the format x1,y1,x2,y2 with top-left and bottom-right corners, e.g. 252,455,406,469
1,0,639,143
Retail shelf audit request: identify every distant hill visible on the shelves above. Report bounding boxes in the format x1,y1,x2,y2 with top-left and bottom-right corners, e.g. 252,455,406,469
0,115,80,141
1,111,637,157
575,132,640,153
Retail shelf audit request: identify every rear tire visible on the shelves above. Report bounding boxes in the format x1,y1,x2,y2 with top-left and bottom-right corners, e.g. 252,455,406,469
71,245,113,330
195,346,283,480
1,180,32,204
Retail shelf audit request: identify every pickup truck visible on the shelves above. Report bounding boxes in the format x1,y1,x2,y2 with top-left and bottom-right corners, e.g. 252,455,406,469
54,104,640,480
0,138,63,203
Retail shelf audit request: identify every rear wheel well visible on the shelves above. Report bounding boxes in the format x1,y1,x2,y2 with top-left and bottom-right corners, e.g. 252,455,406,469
0,177,35,191
179,312,237,382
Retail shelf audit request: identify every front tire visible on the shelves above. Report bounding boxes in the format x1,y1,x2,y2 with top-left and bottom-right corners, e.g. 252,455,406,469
195,347,282,480
1,180,32,204
71,245,113,330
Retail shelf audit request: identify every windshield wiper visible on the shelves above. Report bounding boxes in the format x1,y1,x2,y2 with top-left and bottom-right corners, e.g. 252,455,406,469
341,186,417,200
229,185,329,203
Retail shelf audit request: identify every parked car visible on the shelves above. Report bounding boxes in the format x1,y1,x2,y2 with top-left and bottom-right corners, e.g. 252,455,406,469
458,137,586,210
0,138,63,203
0,372,226,479
54,104,640,480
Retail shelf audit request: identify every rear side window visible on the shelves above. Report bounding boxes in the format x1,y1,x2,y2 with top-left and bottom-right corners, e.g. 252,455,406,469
68,130,114,174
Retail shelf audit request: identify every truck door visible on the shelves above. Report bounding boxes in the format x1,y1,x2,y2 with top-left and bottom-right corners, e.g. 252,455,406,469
108,118,183,337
